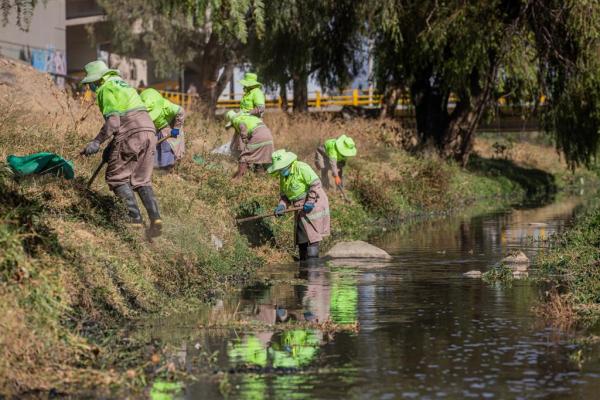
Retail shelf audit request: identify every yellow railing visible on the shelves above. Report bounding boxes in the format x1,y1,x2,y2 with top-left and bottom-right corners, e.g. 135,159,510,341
156,88,388,110
83,87,545,110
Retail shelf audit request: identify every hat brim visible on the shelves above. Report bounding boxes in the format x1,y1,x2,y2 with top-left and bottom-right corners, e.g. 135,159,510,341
225,122,233,129
80,68,119,84
267,154,297,174
240,79,262,87
335,141,357,157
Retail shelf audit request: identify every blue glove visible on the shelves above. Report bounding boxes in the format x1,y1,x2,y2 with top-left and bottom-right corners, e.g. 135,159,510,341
81,140,100,156
274,204,286,217
171,128,180,138
303,202,315,213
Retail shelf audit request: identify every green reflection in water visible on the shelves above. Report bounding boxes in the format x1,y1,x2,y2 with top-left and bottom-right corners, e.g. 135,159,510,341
330,268,358,324
150,380,182,400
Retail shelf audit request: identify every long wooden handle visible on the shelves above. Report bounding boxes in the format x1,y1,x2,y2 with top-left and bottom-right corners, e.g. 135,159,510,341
157,135,172,145
87,160,106,188
337,184,351,203
236,206,303,223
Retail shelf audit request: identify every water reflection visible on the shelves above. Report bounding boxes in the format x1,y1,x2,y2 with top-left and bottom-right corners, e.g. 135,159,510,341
143,196,600,399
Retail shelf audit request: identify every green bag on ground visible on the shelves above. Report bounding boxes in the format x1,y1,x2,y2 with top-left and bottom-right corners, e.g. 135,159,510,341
7,152,75,180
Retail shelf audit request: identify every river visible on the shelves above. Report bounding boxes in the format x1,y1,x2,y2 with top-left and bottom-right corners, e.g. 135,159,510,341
142,196,600,399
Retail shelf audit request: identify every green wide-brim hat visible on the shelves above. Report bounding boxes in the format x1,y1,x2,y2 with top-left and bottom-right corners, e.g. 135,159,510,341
240,72,262,88
335,134,357,157
81,60,119,84
267,149,297,174
139,88,164,121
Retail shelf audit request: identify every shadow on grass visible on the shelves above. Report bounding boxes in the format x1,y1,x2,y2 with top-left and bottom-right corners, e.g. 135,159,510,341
467,155,557,200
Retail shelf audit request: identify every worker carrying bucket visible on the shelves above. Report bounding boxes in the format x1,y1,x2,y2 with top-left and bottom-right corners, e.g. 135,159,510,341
79,60,162,237
140,88,185,170
239,72,266,117
267,149,330,261
314,134,357,189
226,110,274,178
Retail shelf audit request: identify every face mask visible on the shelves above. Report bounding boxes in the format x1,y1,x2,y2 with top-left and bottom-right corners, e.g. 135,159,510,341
280,166,291,177
89,83,98,92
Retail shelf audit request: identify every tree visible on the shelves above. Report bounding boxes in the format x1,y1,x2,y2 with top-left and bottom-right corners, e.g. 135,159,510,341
97,0,264,113
1,0,41,30
247,0,363,113
372,0,600,167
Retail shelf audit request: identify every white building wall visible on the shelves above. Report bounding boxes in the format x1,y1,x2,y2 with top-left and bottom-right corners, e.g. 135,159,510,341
0,0,67,83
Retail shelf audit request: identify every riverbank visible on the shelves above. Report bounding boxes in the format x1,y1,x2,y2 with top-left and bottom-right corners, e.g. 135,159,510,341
0,60,595,395
537,199,600,325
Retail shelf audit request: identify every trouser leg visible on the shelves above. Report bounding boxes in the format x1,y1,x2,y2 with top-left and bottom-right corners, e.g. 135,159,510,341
233,162,249,179
136,186,162,237
113,184,143,224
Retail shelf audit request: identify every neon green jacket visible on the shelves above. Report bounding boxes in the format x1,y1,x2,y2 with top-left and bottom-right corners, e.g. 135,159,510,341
240,87,265,112
96,74,146,118
279,161,319,201
140,89,181,130
232,114,264,136
324,138,346,162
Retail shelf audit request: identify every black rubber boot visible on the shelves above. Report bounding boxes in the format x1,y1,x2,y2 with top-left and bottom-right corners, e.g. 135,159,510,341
307,242,320,259
298,243,309,261
113,184,143,224
136,186,162,237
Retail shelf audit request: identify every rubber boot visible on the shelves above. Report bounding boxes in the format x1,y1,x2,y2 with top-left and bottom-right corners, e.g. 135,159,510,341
136,186,162,237
113,184,143,225
233,162,249,179
298,243,309,261
307,242,320,259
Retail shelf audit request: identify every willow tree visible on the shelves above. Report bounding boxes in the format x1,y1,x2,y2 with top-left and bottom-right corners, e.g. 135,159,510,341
1,0,40,29
247,0,362,112
373,0,600,166
97,0,264,113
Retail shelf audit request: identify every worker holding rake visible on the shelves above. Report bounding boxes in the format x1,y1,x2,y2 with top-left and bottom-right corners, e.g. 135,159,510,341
268,149,330,260
314,134,357,189
79,60,162,237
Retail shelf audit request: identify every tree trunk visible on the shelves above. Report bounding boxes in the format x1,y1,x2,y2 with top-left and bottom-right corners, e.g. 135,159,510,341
185,33,232,116
292,73,309,113
441,57,499,165
410,74,450,150
280,80,289,112
380,86,401,119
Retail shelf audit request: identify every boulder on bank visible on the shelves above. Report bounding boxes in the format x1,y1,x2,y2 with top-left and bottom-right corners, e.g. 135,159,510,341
501,251,530,272
325,241,392,259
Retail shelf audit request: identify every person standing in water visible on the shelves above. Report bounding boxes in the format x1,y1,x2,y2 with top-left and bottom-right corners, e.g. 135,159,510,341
79,60,162,236
140,88,185,170
314,134,357,189
267,149,330,260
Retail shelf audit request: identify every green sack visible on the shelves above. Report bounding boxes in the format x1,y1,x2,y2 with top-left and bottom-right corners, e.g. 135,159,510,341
7,152,75,180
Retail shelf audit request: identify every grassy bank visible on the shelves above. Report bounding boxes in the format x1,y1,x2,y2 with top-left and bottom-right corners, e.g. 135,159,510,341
0,59,593,395
537,200,600,324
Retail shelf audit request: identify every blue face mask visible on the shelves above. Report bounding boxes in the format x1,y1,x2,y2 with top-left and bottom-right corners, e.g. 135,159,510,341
89,83,98,92
280,166,291,177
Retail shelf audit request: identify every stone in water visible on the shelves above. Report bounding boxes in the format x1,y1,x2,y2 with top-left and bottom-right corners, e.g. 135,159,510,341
325,240,392,259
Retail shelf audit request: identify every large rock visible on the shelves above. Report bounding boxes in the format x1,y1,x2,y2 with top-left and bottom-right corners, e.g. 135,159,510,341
501,250,530,272
325,240,392,259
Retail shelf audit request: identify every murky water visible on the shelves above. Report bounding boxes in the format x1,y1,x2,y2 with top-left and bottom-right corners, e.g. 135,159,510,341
146,197,600,399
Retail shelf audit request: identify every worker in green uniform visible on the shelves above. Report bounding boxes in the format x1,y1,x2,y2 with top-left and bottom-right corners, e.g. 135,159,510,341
79,60,162,236
314,134,357,189
226,110,274,178
140,88,185,169
239,72,266,117
267,149,330,260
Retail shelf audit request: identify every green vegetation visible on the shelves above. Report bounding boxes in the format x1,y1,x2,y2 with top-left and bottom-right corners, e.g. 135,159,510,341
538,200,600,321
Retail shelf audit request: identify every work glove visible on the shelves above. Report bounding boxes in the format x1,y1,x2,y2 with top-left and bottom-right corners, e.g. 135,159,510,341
274,204,286,217
81,140,100,156
335,176,342,186
303,202,315,213
171,128,180,138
